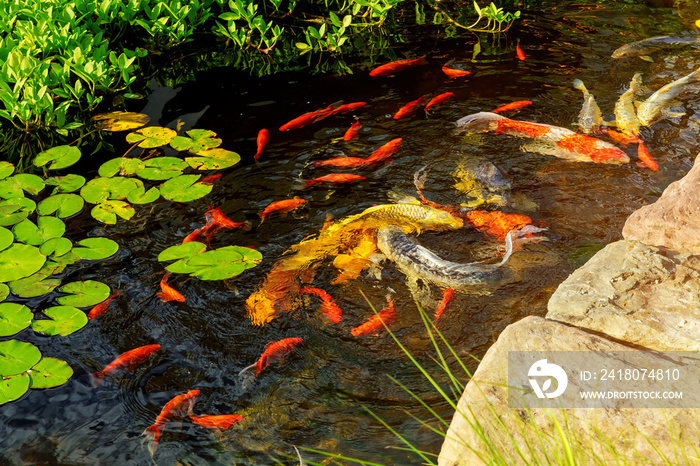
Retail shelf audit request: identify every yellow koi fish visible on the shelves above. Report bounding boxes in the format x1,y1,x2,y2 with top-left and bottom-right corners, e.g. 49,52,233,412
637,67,700,126
573,79,603,134
612,73,643,136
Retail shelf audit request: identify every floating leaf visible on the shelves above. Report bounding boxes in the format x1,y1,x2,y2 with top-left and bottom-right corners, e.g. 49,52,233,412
0,174,44,198
13,217,66,246
92,111,150,131
169,246,262,280
39,237,73,258
56,280,110,307
135,157,188,181
0,284,8,302
185,148,241,170
0,303,33,336
125,126,177,148
170,129,222,153
72,237,119,260
98,157,146,177
0,162,14,180
45,174,86,193
34,146,81,170
0,198,36,227
37,194,84,218
0,373,30,404
80,177,140,204
8,262,65,299
31,306,87,336
50,251,81,268
158,242,208,262
28,357,73,389
127,185,160,204
91,201,135,224
0,244,46,282
0,227,13,252
0,340,41,376
160,175,213,202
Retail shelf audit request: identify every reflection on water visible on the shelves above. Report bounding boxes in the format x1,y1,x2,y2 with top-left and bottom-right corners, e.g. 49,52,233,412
3,1,700,464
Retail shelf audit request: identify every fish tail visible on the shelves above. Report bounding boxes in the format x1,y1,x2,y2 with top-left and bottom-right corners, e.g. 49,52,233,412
573,78,587,93
239,364,257,390
416,56,428,66
142,424,162,456
89,371,105,388
238,362,257,377
300,179,317,190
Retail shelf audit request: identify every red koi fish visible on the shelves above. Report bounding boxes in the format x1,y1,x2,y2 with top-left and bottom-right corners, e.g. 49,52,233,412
157,273,186,303
425,92,454,113
300,174,366,189
332,102,367,115
279,104,335,131
492,100,533,114
603,128,641,146
637,141,659,171
91,344,160,387
343,119,362,141
199,174,222,185
442,64,471,78
88,290,123,320
205,207,250,231
434,288,455,323
239,337,304,377
351,296,397,336
365,138,403,165
254,129,269,161
314,138,402,169
300,287,343,323
189,413,243,430
182,227,204,244
143,389,200,454
516,40,526,60
393,96,426,120
258,198,306,224
312,156,367,169
369,56,428,77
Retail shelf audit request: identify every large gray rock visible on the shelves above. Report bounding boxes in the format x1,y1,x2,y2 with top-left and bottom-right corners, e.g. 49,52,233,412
547,240,700,351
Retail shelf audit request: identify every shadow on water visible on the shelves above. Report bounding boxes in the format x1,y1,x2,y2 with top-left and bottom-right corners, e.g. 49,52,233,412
3,0,700,464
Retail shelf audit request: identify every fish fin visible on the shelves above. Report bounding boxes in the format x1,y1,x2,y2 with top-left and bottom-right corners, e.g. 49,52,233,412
142,425,161,457
639,55,654,62
89,372,105,388
238,362,257,377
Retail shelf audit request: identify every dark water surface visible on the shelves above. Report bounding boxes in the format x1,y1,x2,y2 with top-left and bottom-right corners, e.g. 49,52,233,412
3,1,700,464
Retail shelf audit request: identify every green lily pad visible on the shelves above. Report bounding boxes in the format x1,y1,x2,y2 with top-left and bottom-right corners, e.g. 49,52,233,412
0,284,8,302
56,280,110,307
80,177,140,204
158,242,207,262
91,201,135,224
160,175,213,203
13,216,66,246
0,162,14,180
171,246,262,280
0,244,46,282
170,129,222,153
0,227,13,252
0,340,41,376
0,198,36,227
37,194,84,218
50,251,81,268
135,157,188,181
39,237,73,257
125,126,177,148
9,275,62,299
92,111,150,131
127,186,160,204
185,148,241,170
0,174,44,199
28,357,73,389
31,306,87,336
72,237,119,260
34,145,81,170
0,303,33,336
0,372,30,404
98,157,146,177
45,174,86,194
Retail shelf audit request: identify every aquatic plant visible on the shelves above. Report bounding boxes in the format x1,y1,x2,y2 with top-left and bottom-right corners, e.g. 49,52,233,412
420,0,522,34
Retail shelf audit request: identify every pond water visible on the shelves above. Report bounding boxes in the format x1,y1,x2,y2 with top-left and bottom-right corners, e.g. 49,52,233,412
3,1,700,464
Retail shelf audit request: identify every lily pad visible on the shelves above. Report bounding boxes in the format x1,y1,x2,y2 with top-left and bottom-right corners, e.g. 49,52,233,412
169,246,262,280
31,306,87,336
0,162,14,180
0,303,33,336
72,238,119,260
34,145,81,170
28,357,73,389
37,194,84,218
91,201,135,224
92,111,150,131
9,276,62,299
0,372,30,404
0,174,44,198
80,177,140,204
135,157,188,181
0,198,36,227
158,242,207,262
39,237,72,258
160,175,213,203
13,216,66,246
127,186,160,204
170,129,222,153
185,148,241,170
0,244,46,282
0,284,8,302
44,174,86,193
98,157,146,177
0,227,13,252
0,340,41,376
126,126,177,148
56,280,110,307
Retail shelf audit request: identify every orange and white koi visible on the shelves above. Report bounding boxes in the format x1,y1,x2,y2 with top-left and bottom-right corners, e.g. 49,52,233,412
157,273,186,303
143,389,199,454
259,198,306,224
351,296,396,336
88,290,123,320
91,344,160,387
434,288,455,323
370,57,427,77
516,40,526,60
199,174,222,185
254,128,269,161
300,286,343,323
279,104,335,131
393,96,426,120
442,64,471,78
300,173,366,189
189,413,243,430
343,119,362,141
239,337,304,377
637,141,659,171
425,92,454,113
332,102,367,115
492,100,533,114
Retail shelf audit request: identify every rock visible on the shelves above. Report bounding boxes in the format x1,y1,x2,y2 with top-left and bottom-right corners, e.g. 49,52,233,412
546,240,700,351
622,152,700,253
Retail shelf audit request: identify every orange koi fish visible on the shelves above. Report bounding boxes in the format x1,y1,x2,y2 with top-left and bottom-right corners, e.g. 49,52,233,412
495,118,551,137
351,296,397,336
300,287,343,323
365,138,403,165
90,344,160,387
369,56,428,77
312,156,367,169
199,174,222,185
88,290,123,320
434,288,455,323
157,273,186,303
442,64,471,78
189,413,243,430
300,174,366,189
313,138,402,169
182,227,205,244
463,211,532,242
332,102,367,115
205,207,249,230
239,337,304,377
637,141,659,171
516,40,526,60
344,119,362,141
143,389,199,454
425,92,454,113
555,133,629,164
258,198,306,224
393,96,426,120
602,128,641,146
279,104,335,131
492,100,533,114
254,128,269,161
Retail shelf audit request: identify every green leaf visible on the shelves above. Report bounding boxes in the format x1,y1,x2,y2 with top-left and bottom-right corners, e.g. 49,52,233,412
45,174,86,193
0,227,13,252
173,246,262,280
0,303,33,337
92,111,150,131
185,148,241,170
0,244,46,282
0,284,8,302
160,175,213,202
127,186,159,204
39,237,73,258
329,11,340,27
80,177,141,204
0,373,29,404
37,194,85,218
0,174,44,198
72,237,119,260
0,162,14,180
158,242,207,262
170,129,222,152
31,306,87,336
135,157,188,181
0,198,36,227
0,340,41,376
91,201,135,224
34,146,81,170
28,357,73,389
57,280,111,307
125,126,177,148
13,217,66,246
98,157,145,177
